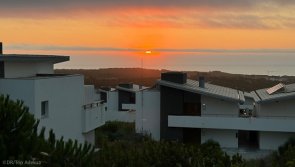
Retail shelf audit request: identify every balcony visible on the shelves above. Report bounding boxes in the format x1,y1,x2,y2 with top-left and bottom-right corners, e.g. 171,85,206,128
168,115,295,132
122,103,136,111
83,101,105,133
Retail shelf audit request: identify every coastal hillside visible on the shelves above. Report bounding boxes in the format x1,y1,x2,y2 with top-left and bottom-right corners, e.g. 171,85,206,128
55,68,295,91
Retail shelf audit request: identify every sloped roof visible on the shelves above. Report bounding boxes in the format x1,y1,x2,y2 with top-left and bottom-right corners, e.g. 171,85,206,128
0,54,69,63
252,83,295,103
157,79,244,103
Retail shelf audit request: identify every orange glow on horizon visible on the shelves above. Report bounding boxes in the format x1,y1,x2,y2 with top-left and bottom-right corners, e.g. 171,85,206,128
145,50,152,54
1,4,295,58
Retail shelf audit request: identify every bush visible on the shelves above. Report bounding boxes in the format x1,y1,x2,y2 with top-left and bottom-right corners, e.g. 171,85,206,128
272,138,295,167
95,122,247,167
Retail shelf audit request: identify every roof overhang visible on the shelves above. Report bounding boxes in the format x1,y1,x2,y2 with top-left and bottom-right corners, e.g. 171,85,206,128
116,85,148,93
0,54,69,64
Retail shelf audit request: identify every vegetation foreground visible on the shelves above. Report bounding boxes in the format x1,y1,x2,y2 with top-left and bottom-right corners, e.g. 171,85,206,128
1,95,295,166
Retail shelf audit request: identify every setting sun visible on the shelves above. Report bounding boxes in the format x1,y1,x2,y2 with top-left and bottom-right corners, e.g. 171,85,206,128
145,50,152,54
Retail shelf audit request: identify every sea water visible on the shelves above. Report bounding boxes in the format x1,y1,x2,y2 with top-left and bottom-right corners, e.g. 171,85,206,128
55,53,295,76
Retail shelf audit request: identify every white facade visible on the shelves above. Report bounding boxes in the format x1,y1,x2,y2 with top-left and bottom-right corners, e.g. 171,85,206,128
201,96,239,117
4,62,53,78
0,74,88,143
103,90,136,122
135,90,160,140
0,55,105,145
259,132,295,150
202,129,238,148
83,85,106,144
257,99,295,118
153,76,295,152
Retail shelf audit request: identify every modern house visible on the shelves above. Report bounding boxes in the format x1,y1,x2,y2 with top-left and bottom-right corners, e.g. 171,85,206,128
97,83,147,122
135,72,295,151
250,83,295,150
2,42,294,151
0,44,105,145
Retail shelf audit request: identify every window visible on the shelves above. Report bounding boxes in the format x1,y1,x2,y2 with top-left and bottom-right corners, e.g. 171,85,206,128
41,101,49,118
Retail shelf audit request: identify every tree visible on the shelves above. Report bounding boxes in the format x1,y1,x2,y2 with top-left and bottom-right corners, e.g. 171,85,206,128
0,95,40,160
0,95,96,166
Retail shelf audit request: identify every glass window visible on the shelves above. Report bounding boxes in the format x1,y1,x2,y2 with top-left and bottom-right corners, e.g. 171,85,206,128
41,101,49,118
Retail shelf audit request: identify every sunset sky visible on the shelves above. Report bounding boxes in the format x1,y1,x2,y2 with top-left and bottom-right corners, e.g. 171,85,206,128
1,0,295,71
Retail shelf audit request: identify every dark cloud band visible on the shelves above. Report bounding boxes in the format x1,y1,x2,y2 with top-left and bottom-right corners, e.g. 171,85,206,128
6,44,295,54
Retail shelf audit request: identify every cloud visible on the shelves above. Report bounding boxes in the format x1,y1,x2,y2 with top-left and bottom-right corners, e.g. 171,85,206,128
1,0,294,16
6,44,295,54
1,0,295,29
0,0,259,9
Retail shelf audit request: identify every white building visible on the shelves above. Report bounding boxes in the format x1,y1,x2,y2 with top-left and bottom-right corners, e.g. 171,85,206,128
98,83,147,123
135,72,295,152
250,83,295,150
0,53,105,145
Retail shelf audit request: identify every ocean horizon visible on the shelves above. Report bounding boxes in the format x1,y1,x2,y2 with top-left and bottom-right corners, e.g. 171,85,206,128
55,54,295,76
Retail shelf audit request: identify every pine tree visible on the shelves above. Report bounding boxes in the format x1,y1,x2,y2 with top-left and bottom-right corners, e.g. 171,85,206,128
0,95,96,166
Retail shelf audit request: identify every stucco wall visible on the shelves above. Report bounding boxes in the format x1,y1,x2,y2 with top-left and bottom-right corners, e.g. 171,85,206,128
84,130,95,145
4,62,53,78
84,85,95,104
0,79,35,114
0,75,86,143
34,75,85,143
260,131,295,150
201,129,238,148
258,99,295,118
136,90,160,140
105,91,135,122
201,96,239,116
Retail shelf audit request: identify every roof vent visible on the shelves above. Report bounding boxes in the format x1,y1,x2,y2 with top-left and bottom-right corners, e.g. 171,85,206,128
161,72,187,84
266,83,285,95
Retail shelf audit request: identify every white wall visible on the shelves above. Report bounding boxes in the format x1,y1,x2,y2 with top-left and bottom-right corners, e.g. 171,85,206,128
168,115,295,132
260,131,295,150
4,62,54,78
84,85,96,104
201,96,239,116
105,91,135,122
136,90,160,140
0,79,36,114
34,75,86,143
202,129,238,148
83,103,106,133
84,130,95,145
258,99,295,118
0,75,87,143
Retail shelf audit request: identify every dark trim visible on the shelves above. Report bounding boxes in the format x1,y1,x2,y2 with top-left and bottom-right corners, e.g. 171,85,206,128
0,61,4,78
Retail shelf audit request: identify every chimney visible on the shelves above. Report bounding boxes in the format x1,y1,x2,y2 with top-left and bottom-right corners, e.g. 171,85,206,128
0,42,2,54
161,72,187,84
199,76,205,88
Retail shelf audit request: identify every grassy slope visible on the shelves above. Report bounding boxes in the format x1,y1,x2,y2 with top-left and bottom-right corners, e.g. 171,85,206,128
55,68,295,91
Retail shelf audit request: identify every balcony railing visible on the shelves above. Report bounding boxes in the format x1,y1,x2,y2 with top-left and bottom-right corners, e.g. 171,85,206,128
122,103,136,111
83,101,105,133
168,115,295,132
83,100,104,110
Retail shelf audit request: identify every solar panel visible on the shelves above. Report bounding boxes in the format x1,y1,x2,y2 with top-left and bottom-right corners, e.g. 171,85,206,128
266,83,285,95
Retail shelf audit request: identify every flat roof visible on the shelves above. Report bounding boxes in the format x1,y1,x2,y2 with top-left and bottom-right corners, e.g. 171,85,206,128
0,54,69,64
252,83,295,103
157,79,244,103
116,84,148,93
0,74,81,80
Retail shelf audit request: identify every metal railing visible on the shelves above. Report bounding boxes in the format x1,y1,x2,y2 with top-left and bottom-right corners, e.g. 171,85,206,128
83,100,104,110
